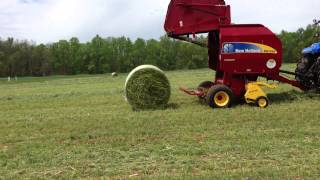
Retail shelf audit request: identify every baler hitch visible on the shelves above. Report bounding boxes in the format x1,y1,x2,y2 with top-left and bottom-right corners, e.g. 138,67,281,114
179,87,205,97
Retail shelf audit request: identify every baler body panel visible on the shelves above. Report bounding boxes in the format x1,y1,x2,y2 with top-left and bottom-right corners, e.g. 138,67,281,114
218,25,282,76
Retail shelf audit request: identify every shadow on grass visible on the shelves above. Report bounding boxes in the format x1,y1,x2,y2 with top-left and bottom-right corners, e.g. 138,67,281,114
132,103,180,112
166,103,180,109
268,90,320,104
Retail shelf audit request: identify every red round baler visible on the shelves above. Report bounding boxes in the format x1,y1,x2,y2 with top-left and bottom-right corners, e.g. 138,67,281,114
164,0,308,108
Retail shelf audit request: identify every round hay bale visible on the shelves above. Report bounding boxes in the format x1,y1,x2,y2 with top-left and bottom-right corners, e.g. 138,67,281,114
125,65,171,110
111,72,118,77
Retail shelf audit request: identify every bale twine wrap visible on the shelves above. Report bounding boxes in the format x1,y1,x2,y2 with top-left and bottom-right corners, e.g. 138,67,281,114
125,65,171,110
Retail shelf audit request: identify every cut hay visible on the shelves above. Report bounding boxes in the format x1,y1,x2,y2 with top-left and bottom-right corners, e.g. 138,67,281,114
125,65,171,110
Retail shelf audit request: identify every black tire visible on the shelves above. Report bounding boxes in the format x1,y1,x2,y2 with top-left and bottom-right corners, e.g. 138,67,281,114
197,81,214,101
295,56,313,87
295,55,320,88
206,85,234,108
295,57,309,79
198,81,214,89
256,96,269,108
313,56,320,88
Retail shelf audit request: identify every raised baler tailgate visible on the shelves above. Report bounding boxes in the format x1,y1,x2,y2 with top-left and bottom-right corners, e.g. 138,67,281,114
164,0,231,36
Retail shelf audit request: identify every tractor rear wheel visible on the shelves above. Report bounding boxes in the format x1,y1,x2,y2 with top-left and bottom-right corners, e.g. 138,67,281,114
206,85,234,108
198,81,214,102
295,56,316,87
295,55,320,89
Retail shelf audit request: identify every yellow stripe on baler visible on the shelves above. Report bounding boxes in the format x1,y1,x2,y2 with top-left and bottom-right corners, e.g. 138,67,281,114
246,42,278,54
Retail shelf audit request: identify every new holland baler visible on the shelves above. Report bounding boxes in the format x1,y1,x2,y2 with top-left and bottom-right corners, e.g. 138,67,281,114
164,0,319,108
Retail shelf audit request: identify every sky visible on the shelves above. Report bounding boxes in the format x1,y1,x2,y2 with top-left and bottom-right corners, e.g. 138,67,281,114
0,0,319,43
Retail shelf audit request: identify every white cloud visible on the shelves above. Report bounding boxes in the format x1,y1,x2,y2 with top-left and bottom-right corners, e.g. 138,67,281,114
229,0,319,32
0,0,170,43
0,0,319,43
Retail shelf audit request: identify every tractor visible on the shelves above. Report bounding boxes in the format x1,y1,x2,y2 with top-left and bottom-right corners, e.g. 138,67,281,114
164,0,320,108
295,19,320,90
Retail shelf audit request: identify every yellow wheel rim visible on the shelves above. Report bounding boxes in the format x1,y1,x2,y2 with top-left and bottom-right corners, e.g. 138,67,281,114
214,91,230,107
258,98,267,108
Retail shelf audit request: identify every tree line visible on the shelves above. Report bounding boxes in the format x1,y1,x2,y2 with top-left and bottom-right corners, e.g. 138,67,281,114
0,24,318,77
0,36,208,77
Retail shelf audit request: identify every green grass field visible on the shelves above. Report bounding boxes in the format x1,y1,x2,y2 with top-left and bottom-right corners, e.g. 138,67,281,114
0,64,320,179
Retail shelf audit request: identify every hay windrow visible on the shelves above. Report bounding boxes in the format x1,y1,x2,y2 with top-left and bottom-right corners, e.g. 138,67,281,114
125,65,171,110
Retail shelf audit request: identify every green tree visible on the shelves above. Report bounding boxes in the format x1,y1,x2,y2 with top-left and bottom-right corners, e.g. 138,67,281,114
51,40,72,74
87,35,105,74
145,39,160,66
32,44,52,76
130,38,146,69
159,36,179,70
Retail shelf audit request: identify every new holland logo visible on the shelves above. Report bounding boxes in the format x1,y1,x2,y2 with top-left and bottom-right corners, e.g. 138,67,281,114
223,42,277,54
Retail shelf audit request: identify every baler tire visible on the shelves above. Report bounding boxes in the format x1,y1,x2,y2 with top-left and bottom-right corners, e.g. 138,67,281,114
198,81,214,102
206,85,234,108
256,96,269,108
